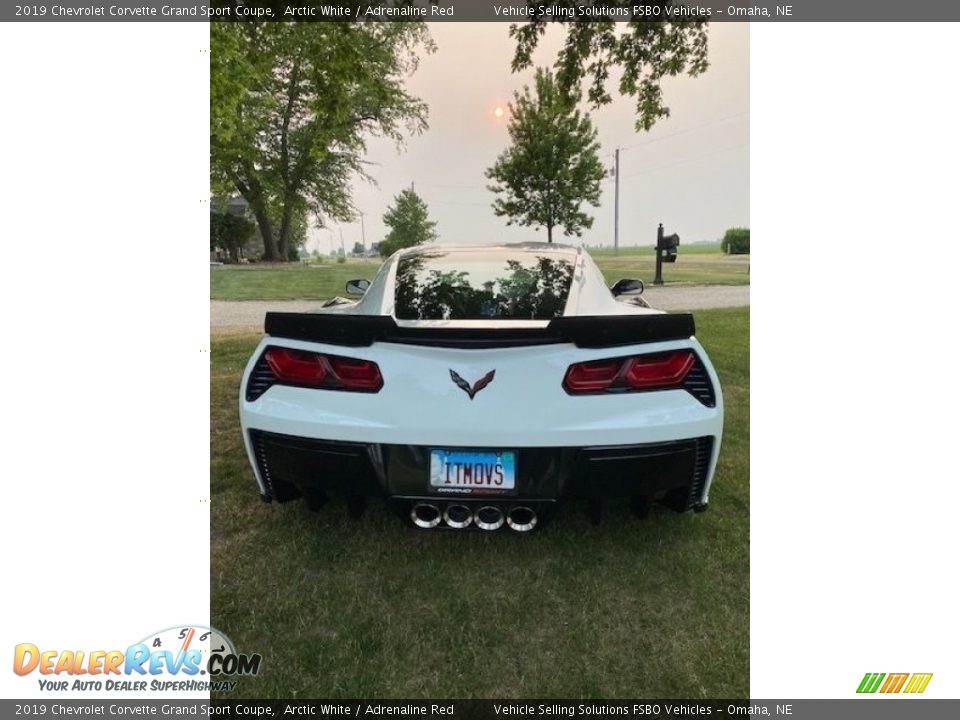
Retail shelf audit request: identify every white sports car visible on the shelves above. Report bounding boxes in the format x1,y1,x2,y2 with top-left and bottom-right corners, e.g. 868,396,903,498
239,243,722,532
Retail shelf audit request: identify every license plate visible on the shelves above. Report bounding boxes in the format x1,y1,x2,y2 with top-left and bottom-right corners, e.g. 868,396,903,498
429,449,516,494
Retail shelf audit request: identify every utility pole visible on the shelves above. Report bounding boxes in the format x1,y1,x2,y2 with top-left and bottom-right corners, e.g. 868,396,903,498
613,147,621,255
359,212,366,251
339,227,345,257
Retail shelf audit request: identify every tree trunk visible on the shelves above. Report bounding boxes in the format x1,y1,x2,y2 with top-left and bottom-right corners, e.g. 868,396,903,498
546,224,553,243
276,196,295,261
251,206,279,261
233,169,279,261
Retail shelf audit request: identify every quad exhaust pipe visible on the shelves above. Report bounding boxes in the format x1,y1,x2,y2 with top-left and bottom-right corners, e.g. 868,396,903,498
506,506,538,533
474,505,505,531
411,502,537,532
443,504,473,529
411,503,441,529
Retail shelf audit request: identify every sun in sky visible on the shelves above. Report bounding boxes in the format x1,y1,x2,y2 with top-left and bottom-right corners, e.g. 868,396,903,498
494,106,505,119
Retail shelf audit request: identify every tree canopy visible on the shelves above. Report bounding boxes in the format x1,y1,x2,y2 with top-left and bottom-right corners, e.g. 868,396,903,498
485,68,605,243
210,22,433,261
721,227,750,254
379,188,438,257
209,210,255,263
511,10,709,131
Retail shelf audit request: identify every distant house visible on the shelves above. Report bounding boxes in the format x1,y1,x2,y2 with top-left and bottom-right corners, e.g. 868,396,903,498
210,195,265,261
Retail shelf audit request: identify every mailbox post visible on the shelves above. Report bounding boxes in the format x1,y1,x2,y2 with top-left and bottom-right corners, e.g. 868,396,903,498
654,223,680,286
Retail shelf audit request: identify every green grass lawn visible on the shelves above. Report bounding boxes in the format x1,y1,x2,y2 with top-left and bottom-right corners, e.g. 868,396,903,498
588,242,724,257
210,249,748,301
595,253,749,287
210,307,749,698
211,260,385,301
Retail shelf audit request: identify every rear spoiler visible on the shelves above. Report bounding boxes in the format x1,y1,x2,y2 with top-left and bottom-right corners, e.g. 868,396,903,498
264,312,695,349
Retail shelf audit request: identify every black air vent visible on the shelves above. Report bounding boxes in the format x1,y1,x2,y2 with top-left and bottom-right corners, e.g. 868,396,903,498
683,358,717,407
245,353,276,402
686,436,715,507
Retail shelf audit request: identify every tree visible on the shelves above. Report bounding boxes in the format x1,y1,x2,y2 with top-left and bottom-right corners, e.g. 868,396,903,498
510,11,709,131
351,241,365,256
211,23,433,261
485,69,605,243
378,188,438,257
284,204,308,261
720,227,750,254
209,211,255,263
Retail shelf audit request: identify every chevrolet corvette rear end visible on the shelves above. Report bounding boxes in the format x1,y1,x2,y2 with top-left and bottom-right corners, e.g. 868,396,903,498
239,244,722,532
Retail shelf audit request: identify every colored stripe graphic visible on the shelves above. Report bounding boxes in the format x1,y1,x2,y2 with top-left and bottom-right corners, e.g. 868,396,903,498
857,673,885,693
880,673,909,693
903,673,933,694
857,672,933,694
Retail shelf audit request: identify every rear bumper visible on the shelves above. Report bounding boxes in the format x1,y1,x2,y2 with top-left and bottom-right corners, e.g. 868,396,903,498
249,429,715,523
239,333,724,528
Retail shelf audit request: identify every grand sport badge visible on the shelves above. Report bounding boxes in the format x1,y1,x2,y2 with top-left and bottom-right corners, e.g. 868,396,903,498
13,625,261,693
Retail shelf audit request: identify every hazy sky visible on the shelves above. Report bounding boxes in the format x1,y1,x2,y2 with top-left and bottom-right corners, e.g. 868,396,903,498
309,23,749,254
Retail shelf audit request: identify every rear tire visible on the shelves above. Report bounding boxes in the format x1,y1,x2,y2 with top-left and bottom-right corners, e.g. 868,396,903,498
588,500,604,526
630,495,653,519
347,495,366,520
304,490,328,512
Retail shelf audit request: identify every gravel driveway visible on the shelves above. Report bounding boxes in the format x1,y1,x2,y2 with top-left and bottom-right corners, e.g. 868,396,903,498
211,285,749,332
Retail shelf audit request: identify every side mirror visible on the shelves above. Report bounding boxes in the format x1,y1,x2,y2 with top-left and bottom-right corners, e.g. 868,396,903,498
610,278,644,296
345,279,371,295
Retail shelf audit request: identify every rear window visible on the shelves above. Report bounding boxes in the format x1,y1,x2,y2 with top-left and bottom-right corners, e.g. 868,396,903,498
394,251,575,321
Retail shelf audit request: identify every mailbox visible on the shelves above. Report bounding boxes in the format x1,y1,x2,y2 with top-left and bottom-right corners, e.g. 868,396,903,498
661,233,679,263
654,223,680,285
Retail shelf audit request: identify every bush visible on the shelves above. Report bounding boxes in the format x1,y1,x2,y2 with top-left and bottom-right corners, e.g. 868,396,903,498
721,227,750,254
336,254,347,264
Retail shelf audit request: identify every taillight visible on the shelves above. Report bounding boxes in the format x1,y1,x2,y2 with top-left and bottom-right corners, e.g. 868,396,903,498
265,348,328,385
624,351,695,389
262,347,382,392
327,356,383,391
563,359,623,392
563,350,696,394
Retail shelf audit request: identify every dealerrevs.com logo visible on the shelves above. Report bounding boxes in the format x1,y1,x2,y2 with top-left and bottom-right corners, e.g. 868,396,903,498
857,672,933,694
13,625,261,693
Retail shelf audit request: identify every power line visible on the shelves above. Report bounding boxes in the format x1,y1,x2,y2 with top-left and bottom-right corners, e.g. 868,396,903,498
395,114,749,193
620,111,749,152
429,198,490,207
416,181,488,190
621,142,749,180
395,115,748,208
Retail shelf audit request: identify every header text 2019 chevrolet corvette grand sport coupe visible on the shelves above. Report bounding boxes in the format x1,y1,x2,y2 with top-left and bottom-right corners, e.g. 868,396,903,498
239,243,722,532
